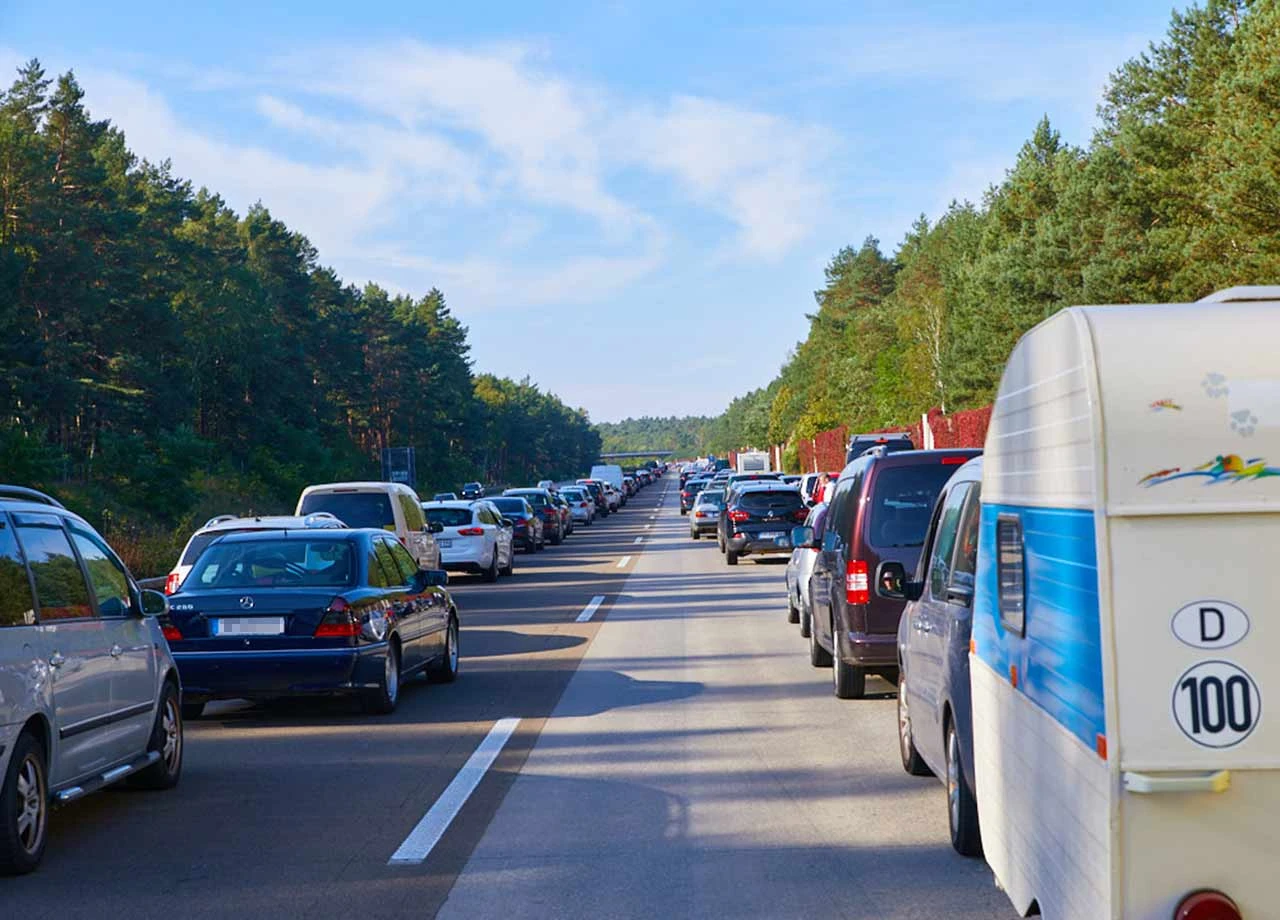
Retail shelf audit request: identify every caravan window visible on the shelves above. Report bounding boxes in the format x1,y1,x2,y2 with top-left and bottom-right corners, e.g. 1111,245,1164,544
997,514,1025,636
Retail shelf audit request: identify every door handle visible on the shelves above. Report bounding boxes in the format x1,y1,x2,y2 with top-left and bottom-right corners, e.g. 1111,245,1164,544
110,644,123,658
1123,770,1231,795
48,652,65,668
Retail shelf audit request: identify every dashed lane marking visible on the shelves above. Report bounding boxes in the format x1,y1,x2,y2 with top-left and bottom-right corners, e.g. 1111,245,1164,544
575,595,606,623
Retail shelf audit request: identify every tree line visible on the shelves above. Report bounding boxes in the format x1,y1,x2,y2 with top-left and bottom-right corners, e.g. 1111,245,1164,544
634,0,1278,460
0,60,600,571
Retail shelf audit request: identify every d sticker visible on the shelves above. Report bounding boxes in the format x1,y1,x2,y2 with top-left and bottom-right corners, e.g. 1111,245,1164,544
1171,600,1249,650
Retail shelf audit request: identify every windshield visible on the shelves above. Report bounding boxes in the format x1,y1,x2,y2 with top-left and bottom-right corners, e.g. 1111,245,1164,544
188,538,356,588
299,492,394,531
491,498,528,515
867,464,959,548
695,491,725,507
508,492,549,509
425,508,473,528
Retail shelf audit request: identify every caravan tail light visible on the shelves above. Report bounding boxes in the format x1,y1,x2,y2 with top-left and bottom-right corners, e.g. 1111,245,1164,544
845,560,869,605
1174,891,1241,920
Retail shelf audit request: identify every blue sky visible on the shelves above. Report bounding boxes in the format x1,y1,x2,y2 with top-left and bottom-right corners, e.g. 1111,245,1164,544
2,0,1178,422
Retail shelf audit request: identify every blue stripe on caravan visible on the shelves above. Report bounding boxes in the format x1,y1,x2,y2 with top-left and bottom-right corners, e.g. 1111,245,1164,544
974,503,1105,751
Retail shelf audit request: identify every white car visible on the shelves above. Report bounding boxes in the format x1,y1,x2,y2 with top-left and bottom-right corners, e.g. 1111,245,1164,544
536,479,557,491
297,481,441,570
165,512,347,594
559,487,595,525
422,500,514,581
603,484,621,512
785,502,828,637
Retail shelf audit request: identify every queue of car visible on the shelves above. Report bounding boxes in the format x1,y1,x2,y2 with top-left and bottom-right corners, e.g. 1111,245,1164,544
0,462,666,875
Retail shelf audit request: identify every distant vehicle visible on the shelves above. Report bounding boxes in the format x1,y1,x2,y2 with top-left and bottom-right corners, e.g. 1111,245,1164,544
590,464,625,494
576,479,610,517
735,450,771,473
432,492,459,502
490,497,543,552
804,448,980,698
504,489,565,545
875,457,983,857
559,487,595,526
296,482,441,571
549,490,575,535
786,501,829,639
536,480,556,492
679,479,709,515
688,489,725,539
800,471,842,507
422,500,514,581
780,474,801,485
969,289,1280,920
713,458,731,471
0,486,183,875
167,529,457,718
717,482,806,565
844,432,913,463
602,483,621,512
460,482,485,500
165,513,348,595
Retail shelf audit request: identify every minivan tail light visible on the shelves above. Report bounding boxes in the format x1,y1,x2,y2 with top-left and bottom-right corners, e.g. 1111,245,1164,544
457,527,484,536
314,597,360,638
846,560,869,605
164,572,182,595
728,509,750,522
1174,891,1241,920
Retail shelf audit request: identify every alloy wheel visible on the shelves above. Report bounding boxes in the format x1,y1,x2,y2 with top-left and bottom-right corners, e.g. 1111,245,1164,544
15,754,45,856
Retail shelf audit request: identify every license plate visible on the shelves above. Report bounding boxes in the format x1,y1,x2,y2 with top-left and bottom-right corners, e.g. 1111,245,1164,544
213,617,285,636
437,539,453,548
759,531,783,540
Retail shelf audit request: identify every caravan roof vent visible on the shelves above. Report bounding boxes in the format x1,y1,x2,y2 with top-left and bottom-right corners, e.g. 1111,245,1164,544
1197,285,1280,304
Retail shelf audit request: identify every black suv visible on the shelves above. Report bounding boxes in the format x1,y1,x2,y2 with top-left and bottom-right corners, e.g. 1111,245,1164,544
845,432,913,463
460,482,485,500
717,483,808,565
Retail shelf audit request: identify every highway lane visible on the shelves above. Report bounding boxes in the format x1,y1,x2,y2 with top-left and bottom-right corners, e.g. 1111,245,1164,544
3,484,667,920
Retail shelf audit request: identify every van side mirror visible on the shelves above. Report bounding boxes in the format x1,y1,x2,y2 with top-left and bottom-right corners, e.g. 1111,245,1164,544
791,525,815,549
139,589,169,617
875,561,922,601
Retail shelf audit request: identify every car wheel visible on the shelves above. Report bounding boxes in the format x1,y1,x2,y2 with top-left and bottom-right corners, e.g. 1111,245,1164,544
690,529,699,540
585,516,593,527
362,641,401,714
799,606,811,638
787,600,799,624
0,732,48,876
181,701,205,721
680,508,687,516
726,548,738,566
429,616,460,684
482,550,499,582
946,718,983,857
550,528,562,546
897,675,932,776
833,650,866,699
132,681,184,789
501,549,514,577
809,617,832,667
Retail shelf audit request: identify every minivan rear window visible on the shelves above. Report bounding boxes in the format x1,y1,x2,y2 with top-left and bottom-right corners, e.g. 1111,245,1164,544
300,492,395,531
0,519,36,627
867,465,958,548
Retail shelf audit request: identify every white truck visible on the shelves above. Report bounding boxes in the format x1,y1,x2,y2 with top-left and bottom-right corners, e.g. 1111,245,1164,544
735,451,771,474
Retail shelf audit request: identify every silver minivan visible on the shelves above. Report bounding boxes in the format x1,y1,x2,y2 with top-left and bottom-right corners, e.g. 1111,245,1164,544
0,486,183,875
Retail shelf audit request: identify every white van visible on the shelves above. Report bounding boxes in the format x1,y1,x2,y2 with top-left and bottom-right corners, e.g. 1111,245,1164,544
296,482,441,570
589,465,625,504
971,287,1280,920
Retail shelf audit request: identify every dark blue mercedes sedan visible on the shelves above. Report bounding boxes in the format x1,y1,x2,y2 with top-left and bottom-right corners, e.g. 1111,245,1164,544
163,529,459,717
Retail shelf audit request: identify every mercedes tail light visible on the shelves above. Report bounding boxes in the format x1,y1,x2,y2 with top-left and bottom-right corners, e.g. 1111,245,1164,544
160,622,183,642
457,527,484,536
728,509,750,523
1175,891,1241,920
314,597,360,638
164,572,182,595
845,560,869,605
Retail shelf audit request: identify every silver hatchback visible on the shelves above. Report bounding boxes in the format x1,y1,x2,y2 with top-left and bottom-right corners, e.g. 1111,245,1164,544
0,486,183,874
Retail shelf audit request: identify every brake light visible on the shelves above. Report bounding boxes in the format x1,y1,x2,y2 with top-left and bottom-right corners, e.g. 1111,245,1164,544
792,509,809,522
845,560,869,605
941,456,968,465
161,623,183,642
457,527,484,536
728,509,750,522
164,572,182,595
1175,891,1241,920
695,511,706,518
314,597,360,637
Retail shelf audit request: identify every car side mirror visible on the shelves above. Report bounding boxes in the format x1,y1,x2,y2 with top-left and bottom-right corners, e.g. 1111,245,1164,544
427,521,444,534
500,518,514,528
139,589,169,617
875,561,922,602
417,568,449,588
791,525,814,549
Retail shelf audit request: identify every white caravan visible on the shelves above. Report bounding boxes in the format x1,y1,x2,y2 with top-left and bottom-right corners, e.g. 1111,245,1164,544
735,451,771,473
971,286,1280,920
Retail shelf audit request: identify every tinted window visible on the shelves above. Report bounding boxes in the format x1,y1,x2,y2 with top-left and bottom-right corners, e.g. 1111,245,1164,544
828,463,866,543
399,493,425,531
998,515,1026,636
14,513,94,621
810,503,830,539
373,540,402,587
0,517,36,627
300,492,395,531
189,538,356,588
181,532,219,566
492,498,528,515
388,541,419,584
68,523,133,618
510,492,549,509
738,491,804,513
951,485,982,592
867,464,958,549
928,483,972,600
366,544,390,588
426,508,474,528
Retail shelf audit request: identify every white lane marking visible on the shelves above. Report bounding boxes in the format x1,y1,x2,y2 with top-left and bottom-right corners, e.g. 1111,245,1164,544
389,717,521,865
576,595,606,623
649,515,657,520
617,555,632,567
633,536,644,544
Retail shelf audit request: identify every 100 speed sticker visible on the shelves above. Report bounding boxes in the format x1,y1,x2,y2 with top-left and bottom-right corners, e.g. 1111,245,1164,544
1172,660,1261,749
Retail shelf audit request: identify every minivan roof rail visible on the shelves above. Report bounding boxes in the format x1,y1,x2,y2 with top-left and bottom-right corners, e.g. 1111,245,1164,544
1197,285,1280,304
0,485,65,509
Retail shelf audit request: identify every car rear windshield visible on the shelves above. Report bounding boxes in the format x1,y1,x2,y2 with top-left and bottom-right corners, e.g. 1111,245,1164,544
181,527,278,565
510,492,549,509
426,508,473,528
738,491,804,513
561,489,586,501
491,498,527,515
188,538,356,588
299,492,395,531
694,492,724,507
867,465,958,548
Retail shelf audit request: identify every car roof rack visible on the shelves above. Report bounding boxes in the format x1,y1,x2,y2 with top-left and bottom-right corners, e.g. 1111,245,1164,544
201,514,239,529
0,485,66,509
1197,285,1280,304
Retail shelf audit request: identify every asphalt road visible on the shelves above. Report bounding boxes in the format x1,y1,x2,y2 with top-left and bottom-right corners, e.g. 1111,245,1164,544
4,476,1016,919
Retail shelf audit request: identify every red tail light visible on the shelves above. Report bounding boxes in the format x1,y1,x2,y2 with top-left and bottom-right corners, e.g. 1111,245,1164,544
792,509,809,522
695,511,706,518
314,597,360,638
161,624,183,642
457,527,484,536
1175,891,1241,920
728,509,750,522
164,572,182,595
845,560,869,605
